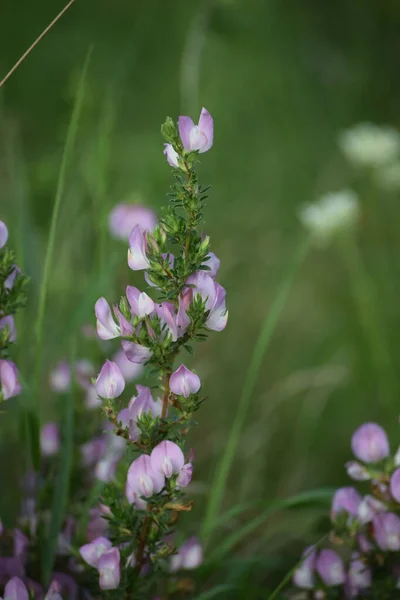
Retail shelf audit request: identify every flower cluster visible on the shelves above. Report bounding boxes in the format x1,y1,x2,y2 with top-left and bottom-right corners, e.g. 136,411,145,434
291,421,400,598
81,107,227,596
0,219,28,402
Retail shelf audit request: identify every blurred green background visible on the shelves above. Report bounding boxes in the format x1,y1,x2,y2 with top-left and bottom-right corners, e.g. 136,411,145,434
1,0,400,593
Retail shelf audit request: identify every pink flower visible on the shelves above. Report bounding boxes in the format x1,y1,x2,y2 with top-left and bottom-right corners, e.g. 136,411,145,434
121,340,152,364
347,553,372,596
118,386,161,441
49,360,71,393
351,422,389,463
331,487,362,520
80,536,112,568
109,203,156,240
151,441,185,478
0,315,16,342
2,577,29,600
170,365,200,398
170,537,203,572
293,546,316,590
126,286,155,318
164,144,179,168
391,468,400,503
128,225,150,271
95,298,120,340
0,220,8,249
95,360,125,399
373,512,400,550
186,271,228,331
0,360,21,400
316,549,345,586
126,454,165,509
98,548,120,590
40,423,60,457
178,108,214,153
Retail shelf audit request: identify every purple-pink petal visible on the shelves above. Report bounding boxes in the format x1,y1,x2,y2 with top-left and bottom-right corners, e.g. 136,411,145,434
178,116,195,151
98,548,120,590
0,360,21,400
121,340,152,364
0,220,8,249
95,360,125,399
150,441,185,478
95,298,120,340
170,364,201,398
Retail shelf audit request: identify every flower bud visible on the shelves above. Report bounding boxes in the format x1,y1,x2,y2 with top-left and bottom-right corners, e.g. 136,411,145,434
0,359,21,400
161,116,177,143
109,203,156,240
0,315,16,342
80,536,112,568
3,577,29,600
121,340,152,364
98,548,121,590
293,546,316,589
40,423,60,457
4,264,20,290
128,225,150,270
178,108,214,153
163,143,180,168
170,365,200,398
176,463,193,488
316,549,345,586
373,512,400,550
345,460,370,481
351,422,390,463
150,441,185,478
95,360,125,399
95,298,120,340
390,468,400,503
331,487,361,520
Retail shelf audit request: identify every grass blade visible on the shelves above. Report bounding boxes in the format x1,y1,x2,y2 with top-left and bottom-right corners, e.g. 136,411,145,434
208,487,334,564
41,338,76,585
202,237,310,540
30,47,92,469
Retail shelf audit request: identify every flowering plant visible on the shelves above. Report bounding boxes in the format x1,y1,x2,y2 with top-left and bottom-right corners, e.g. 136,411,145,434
290,421,400,599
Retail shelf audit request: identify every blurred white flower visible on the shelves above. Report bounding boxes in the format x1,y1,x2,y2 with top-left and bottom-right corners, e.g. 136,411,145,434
338,123,400,168
299,190,359,243
374,161,400,192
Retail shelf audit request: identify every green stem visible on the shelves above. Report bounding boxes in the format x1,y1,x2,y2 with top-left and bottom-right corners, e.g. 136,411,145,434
202,236,310,541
